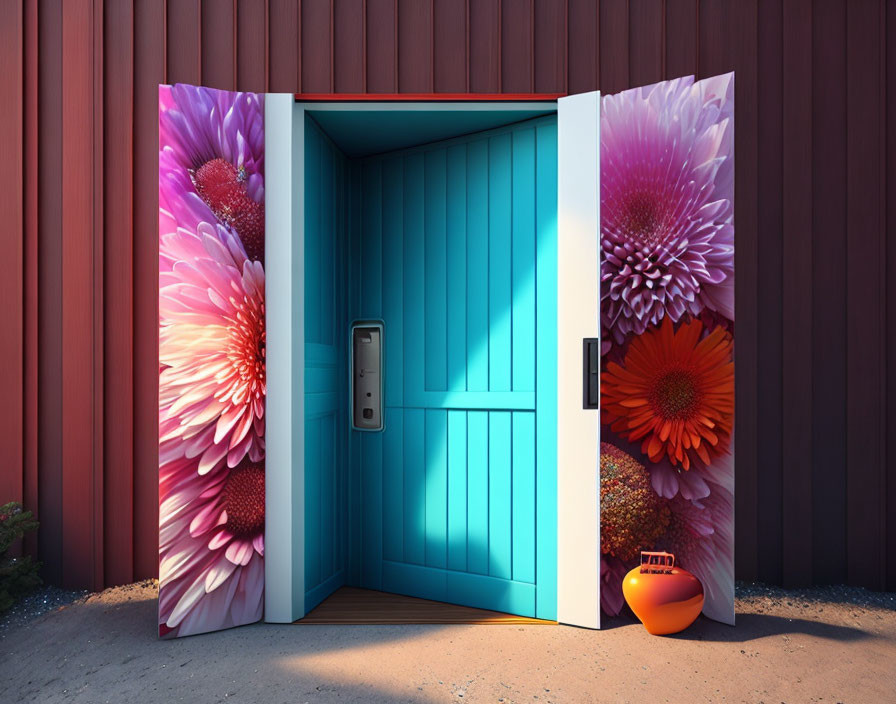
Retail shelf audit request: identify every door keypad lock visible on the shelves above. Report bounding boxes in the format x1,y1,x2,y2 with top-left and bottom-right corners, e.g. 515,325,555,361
351,322,384,431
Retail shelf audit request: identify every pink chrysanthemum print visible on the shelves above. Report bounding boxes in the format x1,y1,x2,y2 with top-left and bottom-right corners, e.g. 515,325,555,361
600,74,734,348
158,84,266,638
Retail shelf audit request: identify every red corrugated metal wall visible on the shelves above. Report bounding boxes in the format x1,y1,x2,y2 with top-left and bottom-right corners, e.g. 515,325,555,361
1,0,894,592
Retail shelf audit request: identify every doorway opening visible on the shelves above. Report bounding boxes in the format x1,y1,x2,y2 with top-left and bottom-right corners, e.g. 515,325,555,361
288,102,560,622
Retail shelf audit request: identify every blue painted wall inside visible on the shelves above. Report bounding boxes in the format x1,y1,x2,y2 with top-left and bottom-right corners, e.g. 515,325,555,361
344,116,559,619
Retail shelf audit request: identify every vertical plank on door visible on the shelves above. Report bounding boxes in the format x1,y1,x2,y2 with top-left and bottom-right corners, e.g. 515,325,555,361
321,141,335,345
306,417,321,588
361,430,383,588
382,410,404,561
425,409,448,569
321,413,335,580
305,123,321,342
511,127,535,394
361,160,383,319
512,412,535,584
447,410,468,571
446,145,468,392
488,411,512,580
466,139,489,392
467,410,489,575
403,408,426,565
534,119,558,619
488,134,512,392
424,150,448,392
382,157,404,406
403,153,425,396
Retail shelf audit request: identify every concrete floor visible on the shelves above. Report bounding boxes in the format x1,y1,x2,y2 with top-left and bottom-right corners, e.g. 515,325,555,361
1,581,894,703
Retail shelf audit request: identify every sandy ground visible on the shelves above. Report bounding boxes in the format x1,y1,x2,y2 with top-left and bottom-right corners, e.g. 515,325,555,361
1,582,894,704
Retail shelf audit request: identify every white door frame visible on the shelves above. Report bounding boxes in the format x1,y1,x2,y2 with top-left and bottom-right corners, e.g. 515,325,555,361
264,96,602,626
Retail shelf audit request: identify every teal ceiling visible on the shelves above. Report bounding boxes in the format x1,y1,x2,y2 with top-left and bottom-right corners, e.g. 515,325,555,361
306,108,557,158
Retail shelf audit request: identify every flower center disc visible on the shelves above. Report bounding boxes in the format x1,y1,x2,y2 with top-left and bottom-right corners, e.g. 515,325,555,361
223,462,265,538
621,190,665,246
650,369,700,420
192,157,265,261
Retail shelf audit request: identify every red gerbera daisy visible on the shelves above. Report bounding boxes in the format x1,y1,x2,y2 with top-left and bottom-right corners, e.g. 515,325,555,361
601,317,734,470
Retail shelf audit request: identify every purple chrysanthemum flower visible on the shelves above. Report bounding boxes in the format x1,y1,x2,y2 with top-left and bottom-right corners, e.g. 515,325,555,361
600,73,734,347
159,84,265,260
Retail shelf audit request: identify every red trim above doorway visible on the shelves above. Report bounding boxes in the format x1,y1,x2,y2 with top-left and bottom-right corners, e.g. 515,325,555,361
294,93,565,102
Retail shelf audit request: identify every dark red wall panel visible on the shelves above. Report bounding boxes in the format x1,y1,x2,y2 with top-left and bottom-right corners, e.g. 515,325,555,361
433,0,467,93
397,0,432,92
755,0,784,587
810,0,848,586
2,0,894,592
730,0,759,583
845,0,887,589
334,0,365,92
302,0,333,93
0,0,25,520
469,0,500,92
103,0,135,587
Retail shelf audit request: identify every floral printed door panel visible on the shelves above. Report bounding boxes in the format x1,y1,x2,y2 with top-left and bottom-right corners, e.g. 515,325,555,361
158,85,266,638
599,74,735,625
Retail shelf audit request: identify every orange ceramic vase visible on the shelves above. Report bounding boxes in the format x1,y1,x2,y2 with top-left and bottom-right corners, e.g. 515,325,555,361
622,552,704,635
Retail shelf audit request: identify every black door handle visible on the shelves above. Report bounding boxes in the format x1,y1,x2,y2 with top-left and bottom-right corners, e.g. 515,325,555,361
583,338,600,409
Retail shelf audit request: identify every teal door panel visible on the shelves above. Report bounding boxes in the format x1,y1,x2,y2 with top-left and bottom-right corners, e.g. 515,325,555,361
350,116,558,619
304,117,350,613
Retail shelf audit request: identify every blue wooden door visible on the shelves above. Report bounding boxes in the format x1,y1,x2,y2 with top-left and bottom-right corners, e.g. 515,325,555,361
351,116,558,620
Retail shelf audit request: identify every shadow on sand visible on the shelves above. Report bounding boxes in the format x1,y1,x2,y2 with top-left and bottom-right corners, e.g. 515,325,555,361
599,607,875,643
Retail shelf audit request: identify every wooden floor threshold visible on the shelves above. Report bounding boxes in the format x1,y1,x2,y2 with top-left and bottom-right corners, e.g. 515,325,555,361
294,587,556,625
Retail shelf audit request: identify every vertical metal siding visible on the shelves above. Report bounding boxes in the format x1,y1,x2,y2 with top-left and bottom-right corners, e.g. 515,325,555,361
0,0,893,592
